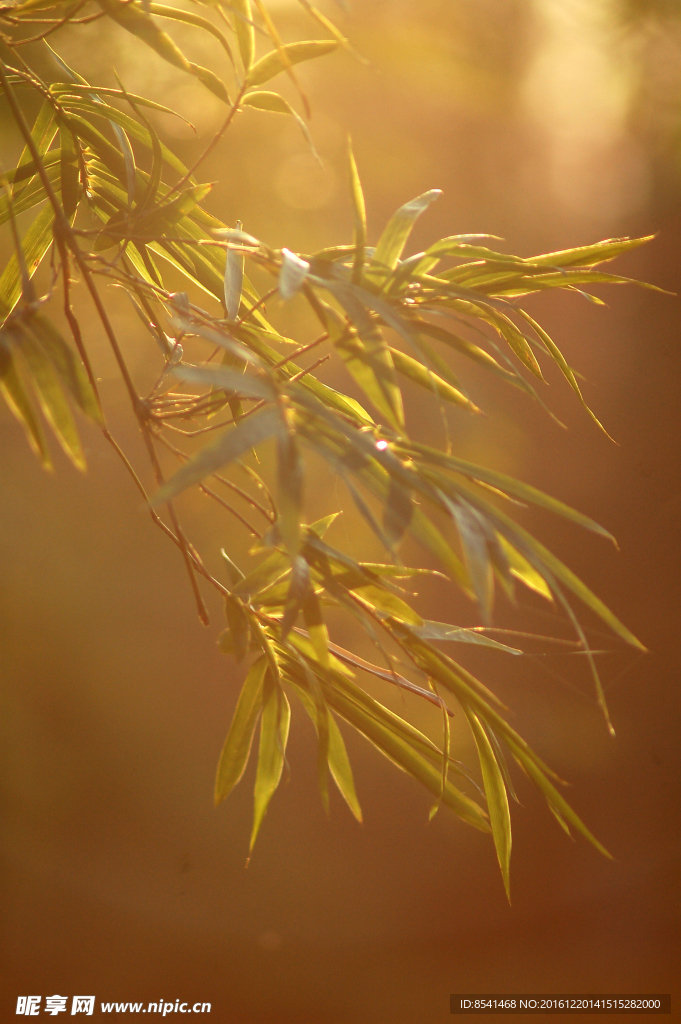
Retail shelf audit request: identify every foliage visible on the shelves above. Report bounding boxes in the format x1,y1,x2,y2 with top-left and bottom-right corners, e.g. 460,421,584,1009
0,0,656,898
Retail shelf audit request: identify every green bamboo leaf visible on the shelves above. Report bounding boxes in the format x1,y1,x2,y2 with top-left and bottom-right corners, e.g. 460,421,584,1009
154,406,281,504
214,656,266,804
0,339,52,468
414,621,522,654
373,189,442,271
97,0,230,102
9,324,85,470
295,0,352,53
59,126,80,219
382,473,413,547
246,39,339,87
334,328,404,430
353,584,423,626
444,499,494,623
148,3,236,64
11,100,58,205
295,687,362,822
325,678,490,831
0,206,54,320
321,288,403,427
277,412,303,556
250,671,291,850
465,707,512,899
523,235,654,269
423,234,505,260
0,162,60,226
221,548,245,587
400,439,617,544
506,736,611,858
224,222,244,321
455,478,644,649
139,184,213,234
60,103,190,179
98,0,193,68
347,140,366,285
389,346,481,412
25,313,103,425
497,536,553,600
493,312,544,380
279,554,310,637
231,0,255,70
412,318,520,384
516,308,614,439
232,548,290,599
52,83,196,123
242,91,320,158
284,636,473,779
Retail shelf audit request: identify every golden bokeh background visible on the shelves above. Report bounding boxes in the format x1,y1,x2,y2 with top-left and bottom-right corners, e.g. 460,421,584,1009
2,1,680,1019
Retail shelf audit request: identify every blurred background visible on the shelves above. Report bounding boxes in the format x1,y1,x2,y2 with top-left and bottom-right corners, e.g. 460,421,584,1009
2,0,680,1019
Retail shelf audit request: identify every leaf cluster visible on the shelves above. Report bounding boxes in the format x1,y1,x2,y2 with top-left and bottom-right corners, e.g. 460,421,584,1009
0,0,657,896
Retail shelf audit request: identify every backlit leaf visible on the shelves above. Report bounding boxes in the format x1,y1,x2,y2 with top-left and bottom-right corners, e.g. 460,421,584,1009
154,406,281,504
214,656,266,804
250,671,291,850
247,40,339,88
373,189,442,271
465,707,512,899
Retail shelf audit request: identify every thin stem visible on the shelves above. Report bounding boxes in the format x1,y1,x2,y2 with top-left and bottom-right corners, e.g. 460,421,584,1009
163,81,248,202
155,431,273,524
12,0,87,44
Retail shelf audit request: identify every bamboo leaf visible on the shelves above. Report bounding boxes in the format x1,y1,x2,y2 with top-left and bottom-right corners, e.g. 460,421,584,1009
9,324,85,470
516,308,613,439
382,473,413,547
97,0,230,102
465,707,512,899
347,140,366,285
59,126,80,219
224,222,244,321
506,736,611,858
414,621,522,654
279,248,310,300
447,500,494,624
333,327,404,430
25,314,103,425
523,235,654,269
497,536,553,600
0,206,55,320
295,687,362,822
233,548,290,600
153,406,281,504
399,439,617,544
277,410,303,556
0,339,52,468
247,39,339,88
389,346,481,412
148,3,236,65
232,0,255,71
250,671,291,850
241,91,320,157
373,189,441,271
325,678,490,831
11,100,57,206
214,656,266,804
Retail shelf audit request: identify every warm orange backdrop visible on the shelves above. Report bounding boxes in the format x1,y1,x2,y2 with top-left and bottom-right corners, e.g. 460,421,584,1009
2,2,679,1020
